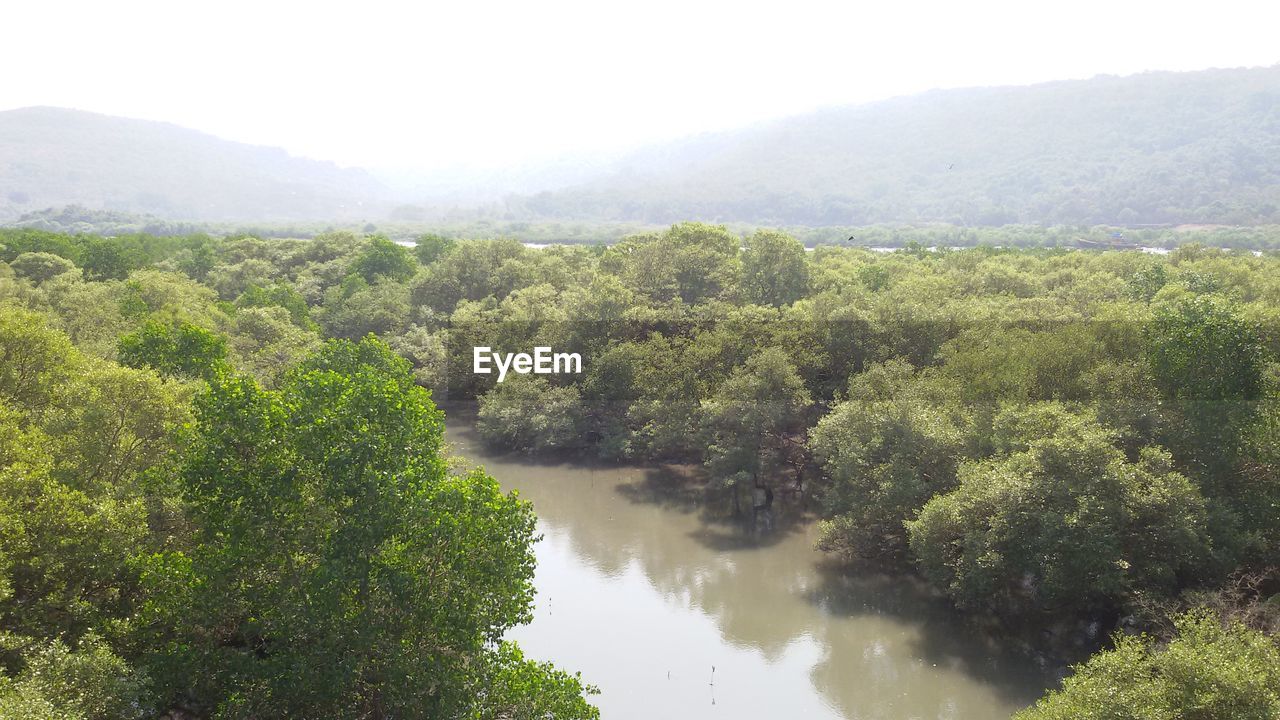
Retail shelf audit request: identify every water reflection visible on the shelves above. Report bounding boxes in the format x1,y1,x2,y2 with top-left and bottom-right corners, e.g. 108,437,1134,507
445,416,1052,720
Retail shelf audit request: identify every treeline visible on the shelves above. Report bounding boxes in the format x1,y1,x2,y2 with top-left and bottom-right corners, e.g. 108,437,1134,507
2,224,1279,717
6,205,208,238
793,223,1280,251
14,205,1280,252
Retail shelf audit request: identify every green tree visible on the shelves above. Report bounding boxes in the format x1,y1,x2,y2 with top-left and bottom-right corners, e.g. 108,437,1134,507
79,239,133,282
46,361,191,489
0,634,152,720
0,312,186,649
609,223,740,304
577,341,645,459
226,306,321,386
234,283,316,331
810,361,966,558
351,236,416,283
385,325,448,393
413,233,456,265
206,258,277,300
0,305,77,417
469,642,600,720
740,230,809,306
319,277,411,340
138,337,595,718
907,404,1210,614
1016,610,1280,720
623,332,718,461
478,377,583,454
410,239,528,314
117,320,228,381
0,410,150,648
1146,295,1267,464
702,348,811,514
9,252,78,285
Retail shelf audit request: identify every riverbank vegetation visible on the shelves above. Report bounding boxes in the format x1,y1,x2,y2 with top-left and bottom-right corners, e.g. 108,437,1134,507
0,233,599,717
1,224,1278,717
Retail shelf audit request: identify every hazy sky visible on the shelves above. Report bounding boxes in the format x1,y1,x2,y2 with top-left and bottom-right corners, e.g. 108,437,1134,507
4,0,1277,171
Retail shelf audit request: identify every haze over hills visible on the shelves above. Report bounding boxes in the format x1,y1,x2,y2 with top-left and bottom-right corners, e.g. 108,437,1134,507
0,107,391,223
3,65,1279,229
506,66,1280,227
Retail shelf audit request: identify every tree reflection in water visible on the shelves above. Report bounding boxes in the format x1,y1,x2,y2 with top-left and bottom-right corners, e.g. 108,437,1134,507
446,419,1054,720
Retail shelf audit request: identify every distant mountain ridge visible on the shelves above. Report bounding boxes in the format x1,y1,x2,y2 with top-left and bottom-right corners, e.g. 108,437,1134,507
507,66,1280,227
0,107,391,222
4,66,1279,229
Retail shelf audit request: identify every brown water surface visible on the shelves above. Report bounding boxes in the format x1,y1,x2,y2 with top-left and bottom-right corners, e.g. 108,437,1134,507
446,418,1052,720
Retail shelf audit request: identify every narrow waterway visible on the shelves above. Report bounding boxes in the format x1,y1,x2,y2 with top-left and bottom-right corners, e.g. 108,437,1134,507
445,417,1054,720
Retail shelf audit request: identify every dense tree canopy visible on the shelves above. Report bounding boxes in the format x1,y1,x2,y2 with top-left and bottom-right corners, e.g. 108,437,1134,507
0,233,601,718
118,319,229,380
137,338,594,718
0,224,1277,718
908,404,1210,615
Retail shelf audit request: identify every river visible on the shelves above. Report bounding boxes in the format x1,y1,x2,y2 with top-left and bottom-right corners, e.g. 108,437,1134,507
445,416,1054,720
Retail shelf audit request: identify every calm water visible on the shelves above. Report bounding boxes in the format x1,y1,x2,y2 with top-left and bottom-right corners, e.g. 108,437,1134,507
445,417,1053,720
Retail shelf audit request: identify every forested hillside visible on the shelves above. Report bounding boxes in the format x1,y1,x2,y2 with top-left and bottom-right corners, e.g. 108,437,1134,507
6,66,1278,232
0,107,390,222
512,66,1280,227
1,225,1278,717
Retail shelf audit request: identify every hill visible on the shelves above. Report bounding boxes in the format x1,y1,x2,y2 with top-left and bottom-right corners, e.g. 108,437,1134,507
508,66,1280,226
0,107,391,222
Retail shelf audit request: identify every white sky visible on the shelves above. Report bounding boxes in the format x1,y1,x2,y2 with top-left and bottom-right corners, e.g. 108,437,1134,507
3,0,1277,171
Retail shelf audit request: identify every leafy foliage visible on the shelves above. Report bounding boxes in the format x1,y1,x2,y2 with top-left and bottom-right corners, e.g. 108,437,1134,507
907,404,1210,615
702,348,811,512
118,319,228,381
0,634,151,720
137,337,595,718
350,235,416,283
740,230,809,306
478,377,583,453
9,253,77,285
810,361,965,558
1016,610,1280,720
